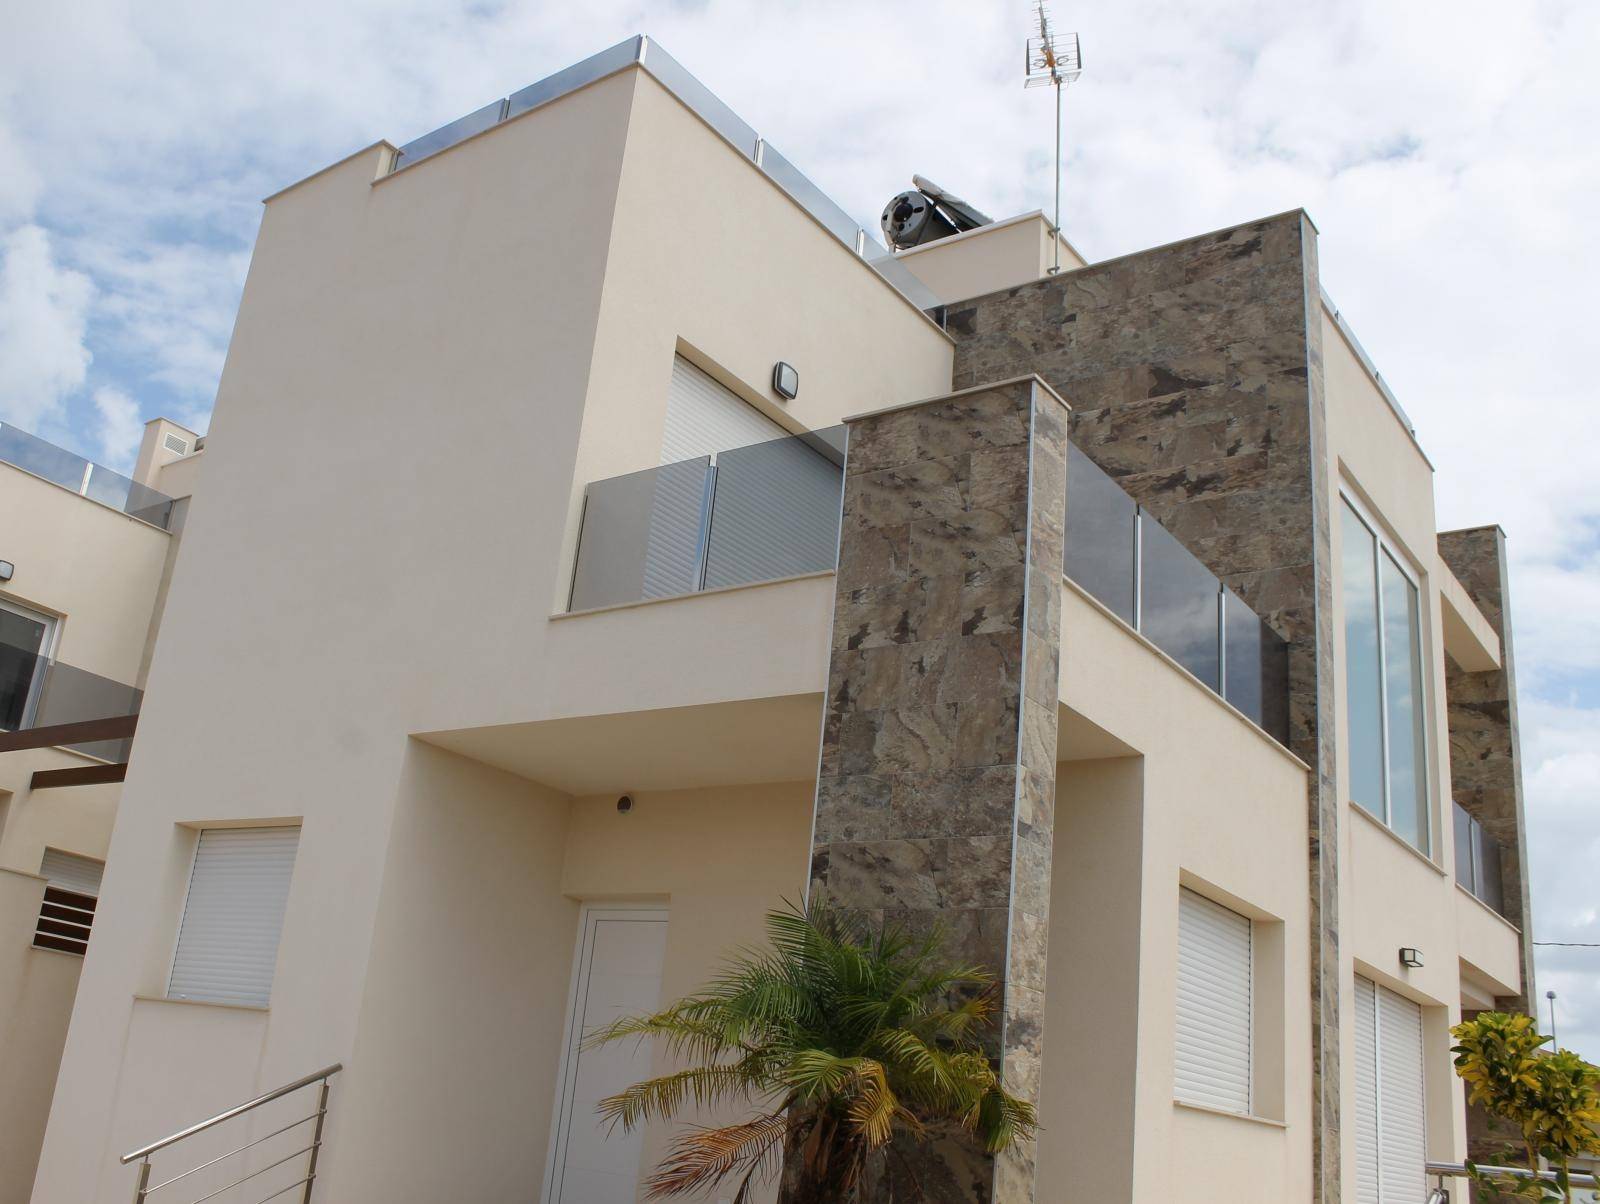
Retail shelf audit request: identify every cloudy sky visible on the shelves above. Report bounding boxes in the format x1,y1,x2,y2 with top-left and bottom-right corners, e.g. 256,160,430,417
4,0,1598,1052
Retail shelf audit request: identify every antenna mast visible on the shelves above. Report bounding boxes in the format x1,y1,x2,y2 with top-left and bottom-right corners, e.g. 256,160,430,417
1025,2,1083,274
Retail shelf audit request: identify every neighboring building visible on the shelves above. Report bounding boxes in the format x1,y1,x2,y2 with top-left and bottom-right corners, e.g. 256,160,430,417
0,418,202,1204
19,37,1532,1204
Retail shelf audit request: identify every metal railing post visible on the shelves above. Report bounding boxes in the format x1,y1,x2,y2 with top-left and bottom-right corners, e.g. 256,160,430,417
132,1158,151,1204
301,1078,331,1203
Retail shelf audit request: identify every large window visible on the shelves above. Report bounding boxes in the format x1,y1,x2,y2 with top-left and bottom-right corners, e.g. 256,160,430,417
1174,888,1252,1114
168,826,300,1008
1341,498,1429,853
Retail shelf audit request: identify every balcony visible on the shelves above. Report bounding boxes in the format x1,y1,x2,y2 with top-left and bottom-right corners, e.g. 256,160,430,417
567,428,1290,745
0,422,176,529
0,634,142,766
1454,801,1507,917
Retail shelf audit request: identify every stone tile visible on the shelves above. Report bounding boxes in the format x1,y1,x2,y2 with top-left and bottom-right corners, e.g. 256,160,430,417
810,380,1066,1204
848,455,971,531
909,510,1027,580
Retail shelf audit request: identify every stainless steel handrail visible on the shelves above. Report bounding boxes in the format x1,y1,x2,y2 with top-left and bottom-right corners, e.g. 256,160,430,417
1428,1161,1600,1188
120,1064,341,1204
122,1064,341,1163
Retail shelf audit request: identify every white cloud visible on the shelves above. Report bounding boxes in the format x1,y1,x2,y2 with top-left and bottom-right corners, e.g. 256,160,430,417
90,385,143,470
0,224,93,432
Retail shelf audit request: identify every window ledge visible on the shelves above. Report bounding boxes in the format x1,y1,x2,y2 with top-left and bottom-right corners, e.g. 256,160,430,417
134,994,269,1014
1173,1100,1288,1130
553,568,833,621
1349,802,1446,877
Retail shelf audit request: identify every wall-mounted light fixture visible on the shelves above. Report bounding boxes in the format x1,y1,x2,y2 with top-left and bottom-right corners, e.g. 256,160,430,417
616,795,634,815
771,361,799,401
0,560,12,582
1399,947,1424,968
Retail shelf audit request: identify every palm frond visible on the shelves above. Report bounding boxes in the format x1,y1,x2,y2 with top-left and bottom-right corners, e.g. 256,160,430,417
642,1112,790,1201
596,1064,763,1132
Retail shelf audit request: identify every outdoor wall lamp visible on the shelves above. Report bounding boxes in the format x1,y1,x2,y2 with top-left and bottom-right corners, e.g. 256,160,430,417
616,795,633,814
771,361,799,400
1400,947,1424,968
0,560,12,582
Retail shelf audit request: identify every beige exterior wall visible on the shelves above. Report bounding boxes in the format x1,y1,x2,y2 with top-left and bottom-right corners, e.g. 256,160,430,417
30,62,954,1202
133,418,201,489
0,458,179,1204
892,211,1088,306
1050,583,1314,1204
1321,300,1507,1190
0,465,171,683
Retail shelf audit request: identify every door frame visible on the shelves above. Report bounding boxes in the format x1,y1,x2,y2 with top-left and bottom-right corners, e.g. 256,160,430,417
541,902,670,1204
0,595,60,730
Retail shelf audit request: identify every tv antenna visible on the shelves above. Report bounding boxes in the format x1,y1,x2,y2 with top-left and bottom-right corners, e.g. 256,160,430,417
1025,2,1083,274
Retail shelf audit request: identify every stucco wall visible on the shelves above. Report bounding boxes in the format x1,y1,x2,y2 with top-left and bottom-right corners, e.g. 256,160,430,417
31,62,952,1200
892,213,1087,306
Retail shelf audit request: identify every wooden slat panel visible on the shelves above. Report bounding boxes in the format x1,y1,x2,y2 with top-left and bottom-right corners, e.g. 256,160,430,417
0,714,137,753
30,762,129,790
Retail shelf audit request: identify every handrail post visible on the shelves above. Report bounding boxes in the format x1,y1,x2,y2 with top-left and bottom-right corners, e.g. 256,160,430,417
301,1078,331,1203
132,1158,150,1204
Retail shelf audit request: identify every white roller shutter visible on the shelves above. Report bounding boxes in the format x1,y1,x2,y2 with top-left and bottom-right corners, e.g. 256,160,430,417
169,826,300,1008
1354,977,1382,1204
1378,985,1427,1204
1354,975,1427,1204
661,356,787,465
1175,888,1252,1113
40,849,104,897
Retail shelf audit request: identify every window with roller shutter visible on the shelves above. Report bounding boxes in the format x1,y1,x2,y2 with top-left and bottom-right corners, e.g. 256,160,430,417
1174,887,1253,1114
167,826,300,1008
1353,975,1427,1204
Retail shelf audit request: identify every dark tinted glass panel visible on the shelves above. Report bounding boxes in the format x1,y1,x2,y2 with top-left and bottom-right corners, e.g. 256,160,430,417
1476,826,1505,915
1065,442,1136,624
1453,803,1476,892
1341,503,1385,821
1139,514,1220,689
703,429,844,590
568,458,712,611
33,658,142,760
1223,588,1289,744
392,99,506,170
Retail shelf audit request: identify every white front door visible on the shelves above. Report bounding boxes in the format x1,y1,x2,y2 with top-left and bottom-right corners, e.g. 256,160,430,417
545,906,669,1204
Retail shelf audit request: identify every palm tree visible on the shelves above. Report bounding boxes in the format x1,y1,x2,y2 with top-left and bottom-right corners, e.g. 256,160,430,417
585,902,1036,1202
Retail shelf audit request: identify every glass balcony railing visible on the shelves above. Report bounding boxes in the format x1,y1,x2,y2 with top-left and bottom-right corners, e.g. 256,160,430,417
568,427,848,611
1,423,176,529
386,37,944,314
1,635,142,762
1454,802,1508,917
569,427,1290,745
1065,443,1291,745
